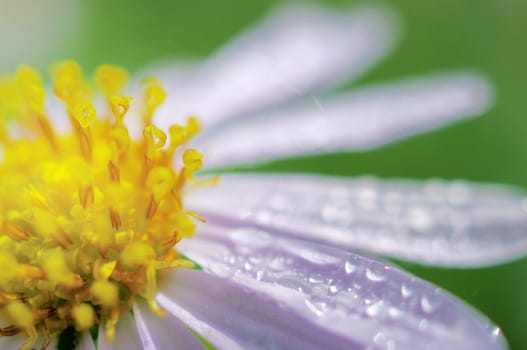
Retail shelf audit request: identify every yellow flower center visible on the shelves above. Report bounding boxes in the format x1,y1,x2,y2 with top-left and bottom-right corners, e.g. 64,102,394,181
0,61,207,349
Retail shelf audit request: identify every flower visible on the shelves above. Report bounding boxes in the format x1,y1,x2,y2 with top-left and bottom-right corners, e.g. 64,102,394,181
0,3,525,350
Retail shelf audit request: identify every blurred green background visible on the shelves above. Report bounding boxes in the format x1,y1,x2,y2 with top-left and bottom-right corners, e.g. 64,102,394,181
2,0,527,348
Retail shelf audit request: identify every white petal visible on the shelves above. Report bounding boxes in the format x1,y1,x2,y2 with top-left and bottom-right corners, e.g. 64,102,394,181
98,312,142,350
153,3,397,130
197,73,493,169
0,0,82,70
133,299,205,350
187,173,527,267
0,335,24,349
0,333,57,349
172,226,505,350
78,331,96,350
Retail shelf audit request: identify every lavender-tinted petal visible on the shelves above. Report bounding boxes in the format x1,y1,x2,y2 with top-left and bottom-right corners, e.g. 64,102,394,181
133,299,205,350
187,174,527,267
157,268,358,350
98,312,142,350
0,336,24,349
175,225,505,350
78,331,96,350
197,73,492,169
0,335,57,349
152,3,397,131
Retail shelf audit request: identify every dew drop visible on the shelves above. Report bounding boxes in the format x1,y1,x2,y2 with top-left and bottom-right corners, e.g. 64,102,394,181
243,261,253,272
230,228,271,248
335,290,359,309
268,257,286,271
373,332,388,347
492,327,502,338
366,267,386,282
401,284,413,298
308,274,324,284
420,295,438,314
305,299,325,318
328,281,344,295
366,300,384,317
209,264,233,278
344,261,356,274
255,270,265,281
388,307,401,319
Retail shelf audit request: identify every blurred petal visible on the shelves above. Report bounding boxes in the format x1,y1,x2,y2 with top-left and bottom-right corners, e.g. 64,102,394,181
133,299,205,350
0,0,83,71
172,226,505,350
197,73,493,169
0,336,24,349
78,332,96,350
0,336,58,349
187,173,527,267
98,312,142,350
153,3,398,130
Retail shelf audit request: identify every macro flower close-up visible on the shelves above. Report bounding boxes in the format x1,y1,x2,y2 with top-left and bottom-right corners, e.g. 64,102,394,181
1,2,527,350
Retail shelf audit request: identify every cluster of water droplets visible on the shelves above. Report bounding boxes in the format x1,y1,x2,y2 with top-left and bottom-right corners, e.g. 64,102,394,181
187,174,527,266
179,224,502,349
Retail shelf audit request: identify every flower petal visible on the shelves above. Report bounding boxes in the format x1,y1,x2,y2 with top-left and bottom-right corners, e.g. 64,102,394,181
172,225,505,350
153,3,397,130
187,173,527,267
197,73,493,169
133,299,205,350
78,331,96,350
98,312,142,350
0,334,57,349
0,335,24,349
0,0,82,69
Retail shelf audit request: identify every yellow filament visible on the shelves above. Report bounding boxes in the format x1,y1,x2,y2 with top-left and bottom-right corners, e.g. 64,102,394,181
0,62,211,349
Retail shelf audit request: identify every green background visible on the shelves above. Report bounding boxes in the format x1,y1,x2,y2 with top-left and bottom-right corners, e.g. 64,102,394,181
9,0,527,348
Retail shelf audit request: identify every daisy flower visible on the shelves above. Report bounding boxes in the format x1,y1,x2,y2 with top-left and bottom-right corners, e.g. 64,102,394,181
0,3,525,350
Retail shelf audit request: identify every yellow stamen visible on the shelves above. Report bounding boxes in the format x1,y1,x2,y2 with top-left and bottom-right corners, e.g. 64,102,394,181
0,62,211,348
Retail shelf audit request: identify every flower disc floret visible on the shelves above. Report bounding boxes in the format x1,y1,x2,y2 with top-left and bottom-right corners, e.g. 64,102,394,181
0,62,204,350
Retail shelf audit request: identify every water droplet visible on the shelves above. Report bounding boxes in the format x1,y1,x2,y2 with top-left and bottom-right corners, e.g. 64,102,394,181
388,307,401,319
401,284,413,298
279,276,306,292
492,327,502,338
249,256,262,264
255,270,264,281
335,290,359,309
328,281,344,295
209,264,233,278
366,266,386,282
296,247,340,264
373,332,387,347
366,300,384,317
243,262,253,272
305,299,325,318
230,228,271,248
420,295,438,314
419,319,428,331
308,274,324,284
408,207,433,232
344,261,356,274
